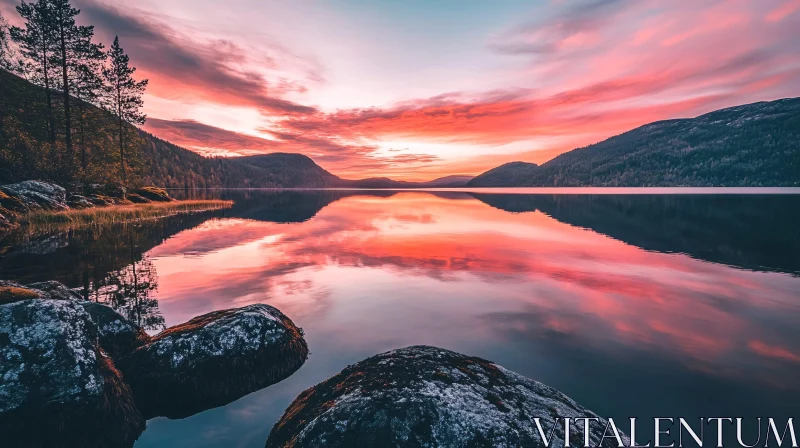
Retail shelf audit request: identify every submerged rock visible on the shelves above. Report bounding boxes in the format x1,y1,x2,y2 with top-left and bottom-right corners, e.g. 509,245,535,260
0,299,145,448
0,180,67,211
121,303,308,419
266,346,628,448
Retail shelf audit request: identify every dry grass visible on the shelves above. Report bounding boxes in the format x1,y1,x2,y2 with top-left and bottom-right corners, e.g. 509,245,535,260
0,285,42,304
20,199,232,235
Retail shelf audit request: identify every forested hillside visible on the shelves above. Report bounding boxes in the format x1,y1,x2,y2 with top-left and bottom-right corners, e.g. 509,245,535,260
0,68,344,188
469,98,800,187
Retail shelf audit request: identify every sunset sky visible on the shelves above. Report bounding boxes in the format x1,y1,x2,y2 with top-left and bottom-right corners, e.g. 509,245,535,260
3,0,799,180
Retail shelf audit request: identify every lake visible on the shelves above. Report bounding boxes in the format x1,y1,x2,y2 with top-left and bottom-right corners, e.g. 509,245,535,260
2,188,799,447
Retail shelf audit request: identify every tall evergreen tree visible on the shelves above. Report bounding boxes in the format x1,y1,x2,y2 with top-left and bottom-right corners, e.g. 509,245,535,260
49,0,100,174
102,35,147,186
1,11,11,132
70,35,105,183
10,0,57,144
0,11,11,69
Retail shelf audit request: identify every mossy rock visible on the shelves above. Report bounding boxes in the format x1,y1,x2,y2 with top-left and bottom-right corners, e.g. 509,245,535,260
0,189,28,215
267,346,628,448
131,186,172,202
0,286,41,305
88,194,114,206
126,193,151,204
100,184,127,199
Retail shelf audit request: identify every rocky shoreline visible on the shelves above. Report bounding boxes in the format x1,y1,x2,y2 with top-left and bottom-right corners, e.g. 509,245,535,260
1,275,623,447
0,180,175,235
0,280,309,448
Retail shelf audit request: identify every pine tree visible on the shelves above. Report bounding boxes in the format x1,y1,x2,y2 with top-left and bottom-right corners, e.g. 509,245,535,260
10,0,57,144
102,36,147,186
70,38,105,184
0,11,11,69
49,0,100,176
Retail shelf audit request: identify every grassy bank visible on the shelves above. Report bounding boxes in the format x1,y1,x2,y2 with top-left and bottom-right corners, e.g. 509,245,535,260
18,200,232,236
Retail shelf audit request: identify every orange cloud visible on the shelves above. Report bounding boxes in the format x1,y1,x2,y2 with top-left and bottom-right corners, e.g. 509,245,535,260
81,0,800,180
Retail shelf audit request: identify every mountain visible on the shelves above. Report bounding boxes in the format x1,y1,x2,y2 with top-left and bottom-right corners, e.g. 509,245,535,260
0,69,467,189
469,98,800,187
336,175,473,189
419,175,473,187
235,153,340,188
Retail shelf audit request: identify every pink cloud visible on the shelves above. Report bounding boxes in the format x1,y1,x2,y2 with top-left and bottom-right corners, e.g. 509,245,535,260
67,0,800,180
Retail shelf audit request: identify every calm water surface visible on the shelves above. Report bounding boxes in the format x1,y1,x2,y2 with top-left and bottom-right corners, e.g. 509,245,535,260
2,189,799,447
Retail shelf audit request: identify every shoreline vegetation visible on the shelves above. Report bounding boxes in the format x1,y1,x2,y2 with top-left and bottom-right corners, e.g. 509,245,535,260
20,199,232,235
0,179,232,239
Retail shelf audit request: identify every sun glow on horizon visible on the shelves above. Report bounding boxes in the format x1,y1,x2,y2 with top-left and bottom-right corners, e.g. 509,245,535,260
22,0,798,181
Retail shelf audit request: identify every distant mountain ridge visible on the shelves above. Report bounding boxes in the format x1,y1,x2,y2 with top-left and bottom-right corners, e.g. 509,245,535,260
469,98,800,187
1,69,472,189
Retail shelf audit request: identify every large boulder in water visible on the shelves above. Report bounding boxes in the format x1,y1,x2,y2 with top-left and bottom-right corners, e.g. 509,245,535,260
266,346,629,448
0,181,67,211
81,301,150,358
121,303,308,419
0,280,149,358
0,299,145,448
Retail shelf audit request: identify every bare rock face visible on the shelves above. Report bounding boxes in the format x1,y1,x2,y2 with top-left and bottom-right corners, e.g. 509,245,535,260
0,299,145,448
120,304,309,419
267,346,629,448
0,181,67,211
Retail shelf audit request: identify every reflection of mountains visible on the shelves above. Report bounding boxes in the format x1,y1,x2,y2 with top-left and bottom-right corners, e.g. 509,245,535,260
4,189,796,292
179,189,474,223
471,194,800,275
